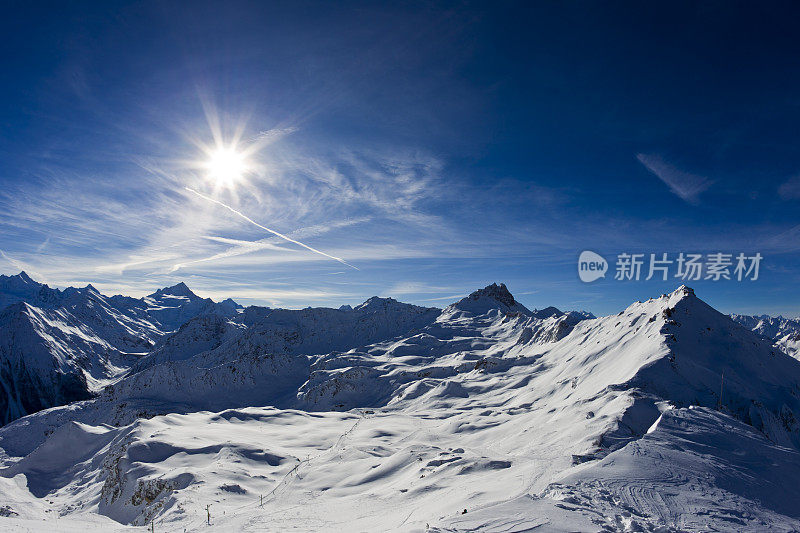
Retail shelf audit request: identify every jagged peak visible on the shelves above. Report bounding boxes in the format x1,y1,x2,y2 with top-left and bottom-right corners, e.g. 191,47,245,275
662,285,705,313
467,283,517,307
16,271,34,283
0,271,39,286
150,282,198,299
447,283,531,316
673,285,695,298
84,284,100,294
59,284,102,303
637,285,699,311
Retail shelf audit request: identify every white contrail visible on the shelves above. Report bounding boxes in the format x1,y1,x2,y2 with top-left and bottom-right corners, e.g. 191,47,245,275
185,187,359,270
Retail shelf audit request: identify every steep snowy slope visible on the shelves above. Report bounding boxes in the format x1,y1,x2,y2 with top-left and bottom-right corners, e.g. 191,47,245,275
731,313,800,360
0,284,798,531
0,304,95,426
0,301,141,425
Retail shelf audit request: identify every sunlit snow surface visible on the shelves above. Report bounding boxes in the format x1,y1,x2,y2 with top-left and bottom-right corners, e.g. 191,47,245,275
0,285,799,531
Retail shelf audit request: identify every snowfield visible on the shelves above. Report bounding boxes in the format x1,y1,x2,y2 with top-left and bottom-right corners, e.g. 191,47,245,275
0,277,798,531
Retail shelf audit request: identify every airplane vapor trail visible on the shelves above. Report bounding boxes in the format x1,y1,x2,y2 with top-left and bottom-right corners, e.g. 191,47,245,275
185,187,359,270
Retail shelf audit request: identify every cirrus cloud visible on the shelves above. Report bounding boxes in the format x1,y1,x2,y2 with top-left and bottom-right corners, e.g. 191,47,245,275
636,153,714,204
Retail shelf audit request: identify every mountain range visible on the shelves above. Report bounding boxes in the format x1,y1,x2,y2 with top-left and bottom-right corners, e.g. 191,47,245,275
0,273,798,531
0,272,241,425
730,312,800,360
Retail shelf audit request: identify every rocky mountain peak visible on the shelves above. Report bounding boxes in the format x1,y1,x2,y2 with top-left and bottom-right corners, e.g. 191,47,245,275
467,283,517,307
151,282,198,299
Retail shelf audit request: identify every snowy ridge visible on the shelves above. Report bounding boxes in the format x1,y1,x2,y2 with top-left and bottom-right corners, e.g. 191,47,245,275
0,283,798,530
0,303,94,425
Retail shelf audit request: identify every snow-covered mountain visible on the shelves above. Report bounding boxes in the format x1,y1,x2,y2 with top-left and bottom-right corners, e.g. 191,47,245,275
139,282,241,333
0,271,62,310
0,282,798,531
731,313,800,360
0,273,242,425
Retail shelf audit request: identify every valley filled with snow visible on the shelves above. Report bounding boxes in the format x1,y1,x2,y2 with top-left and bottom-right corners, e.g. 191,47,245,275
0,273,799,532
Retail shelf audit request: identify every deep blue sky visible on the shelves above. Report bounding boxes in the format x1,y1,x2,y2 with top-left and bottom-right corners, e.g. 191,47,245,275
1,1,799,316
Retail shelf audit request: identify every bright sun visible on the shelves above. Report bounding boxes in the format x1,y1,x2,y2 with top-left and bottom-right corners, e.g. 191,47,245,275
206,147,247,186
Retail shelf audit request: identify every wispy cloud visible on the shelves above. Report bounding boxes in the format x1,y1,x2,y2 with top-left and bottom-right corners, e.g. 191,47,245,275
779,175,800,200
169,216,372,273
185,186,360,270
636,153,713,204
252,127,299,144
764,224,800,253
420,293,469,302
10,104,762,311
0,127,469,303
169,236,295,273
35,236,50,253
